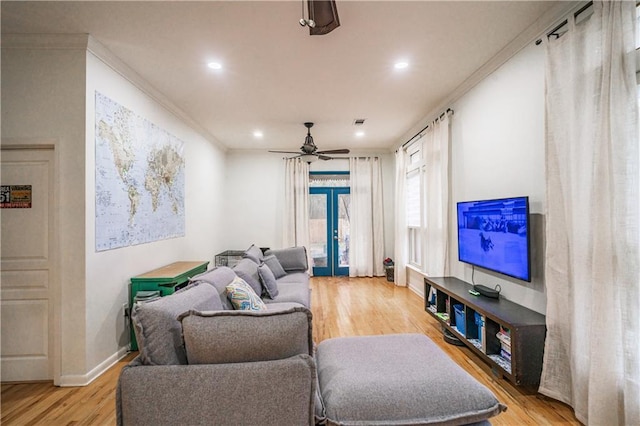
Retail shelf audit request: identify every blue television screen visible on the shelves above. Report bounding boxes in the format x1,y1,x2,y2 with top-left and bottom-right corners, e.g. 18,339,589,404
457,196,531,282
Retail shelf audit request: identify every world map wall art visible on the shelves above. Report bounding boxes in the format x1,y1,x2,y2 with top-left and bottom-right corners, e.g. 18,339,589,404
94,91,186,251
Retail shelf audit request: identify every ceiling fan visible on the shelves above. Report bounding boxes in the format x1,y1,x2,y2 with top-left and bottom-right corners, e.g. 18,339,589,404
269,122,350,162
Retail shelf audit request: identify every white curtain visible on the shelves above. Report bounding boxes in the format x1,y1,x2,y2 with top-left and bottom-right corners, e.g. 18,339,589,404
394,148,408,286
349,157,384,277
283,158,313,269
540,2,639,425
423,114,451,277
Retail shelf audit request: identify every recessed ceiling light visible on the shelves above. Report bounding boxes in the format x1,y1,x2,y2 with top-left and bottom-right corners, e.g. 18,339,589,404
394,61,409,69
355,131,365,137
207,62,222,70
253,130,263,138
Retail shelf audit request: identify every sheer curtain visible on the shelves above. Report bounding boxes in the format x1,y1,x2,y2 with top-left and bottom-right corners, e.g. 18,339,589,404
394,149,408,286
349,157,384,277
423,114,451,277
540,2,639,424
283,158,312,269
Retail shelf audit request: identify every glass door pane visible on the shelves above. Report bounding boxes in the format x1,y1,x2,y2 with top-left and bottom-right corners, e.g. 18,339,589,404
336,192,350,273
309,193,329,272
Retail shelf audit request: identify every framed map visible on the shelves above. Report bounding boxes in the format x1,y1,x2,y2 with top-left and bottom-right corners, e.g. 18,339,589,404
95,91,185,251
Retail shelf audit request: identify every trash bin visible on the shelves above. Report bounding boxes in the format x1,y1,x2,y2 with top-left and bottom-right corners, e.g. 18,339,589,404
383,258,394,282
385,266,395,282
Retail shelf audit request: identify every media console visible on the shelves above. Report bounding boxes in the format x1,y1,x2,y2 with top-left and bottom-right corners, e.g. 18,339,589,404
424,276,546,386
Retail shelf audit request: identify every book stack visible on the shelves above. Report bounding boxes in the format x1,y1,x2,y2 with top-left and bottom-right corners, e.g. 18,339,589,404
496,326,511,362
134,290,161,304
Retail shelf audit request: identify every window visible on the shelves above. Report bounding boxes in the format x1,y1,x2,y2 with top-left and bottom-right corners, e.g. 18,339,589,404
404,139,425,267
406,169,422,265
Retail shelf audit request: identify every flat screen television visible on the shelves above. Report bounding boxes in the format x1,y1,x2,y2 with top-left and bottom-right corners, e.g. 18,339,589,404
457,196,531,282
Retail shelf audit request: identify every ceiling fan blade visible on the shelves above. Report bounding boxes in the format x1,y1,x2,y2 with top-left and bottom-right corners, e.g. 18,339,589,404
316,149,350,155
318,155,333,161
268,150,304,154
308,0,340,36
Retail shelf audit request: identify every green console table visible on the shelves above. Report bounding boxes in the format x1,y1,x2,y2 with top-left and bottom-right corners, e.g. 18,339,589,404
129,260,209,350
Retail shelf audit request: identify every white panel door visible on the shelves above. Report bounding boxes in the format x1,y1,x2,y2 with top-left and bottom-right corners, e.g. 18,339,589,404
1,147,55,382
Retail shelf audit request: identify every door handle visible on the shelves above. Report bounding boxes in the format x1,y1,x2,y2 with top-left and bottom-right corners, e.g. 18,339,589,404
334,236,338,240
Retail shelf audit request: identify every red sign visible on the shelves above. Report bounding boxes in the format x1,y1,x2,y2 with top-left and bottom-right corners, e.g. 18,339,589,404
0,185,32,208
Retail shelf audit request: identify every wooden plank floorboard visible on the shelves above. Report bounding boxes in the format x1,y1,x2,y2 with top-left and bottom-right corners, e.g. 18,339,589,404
1,276,580,425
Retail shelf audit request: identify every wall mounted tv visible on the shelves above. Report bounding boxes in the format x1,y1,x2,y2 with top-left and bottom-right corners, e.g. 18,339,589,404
457,196,531,282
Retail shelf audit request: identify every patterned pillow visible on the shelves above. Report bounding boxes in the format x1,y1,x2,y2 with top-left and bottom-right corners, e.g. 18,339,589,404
226,276,267,311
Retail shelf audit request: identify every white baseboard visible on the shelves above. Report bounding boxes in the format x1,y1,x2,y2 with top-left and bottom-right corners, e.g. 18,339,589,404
58,347,130,387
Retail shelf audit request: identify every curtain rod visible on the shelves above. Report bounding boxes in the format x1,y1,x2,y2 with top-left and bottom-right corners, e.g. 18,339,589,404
400,108,453,150
535,1,593,45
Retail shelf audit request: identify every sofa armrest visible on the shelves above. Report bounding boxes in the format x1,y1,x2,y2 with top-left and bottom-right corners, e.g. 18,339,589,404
265,246,309,272
117,354,317,426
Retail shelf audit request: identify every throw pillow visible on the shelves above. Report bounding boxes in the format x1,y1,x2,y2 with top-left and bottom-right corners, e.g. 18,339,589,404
258,263,280,299
243,244,264,264
232,258,263,296
226,276,267,311
263,254,287,279
188,266,236,310
131,282,221,365
179,307,313,364
264,247,309,272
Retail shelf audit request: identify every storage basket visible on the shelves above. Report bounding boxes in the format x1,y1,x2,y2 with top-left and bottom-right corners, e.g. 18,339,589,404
453,304,465,335
474,312,484,343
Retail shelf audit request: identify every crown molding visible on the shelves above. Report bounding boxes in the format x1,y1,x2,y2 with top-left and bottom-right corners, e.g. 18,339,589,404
86,36,227,152
2,33,226,151
1,33,90,49
394,1,584,151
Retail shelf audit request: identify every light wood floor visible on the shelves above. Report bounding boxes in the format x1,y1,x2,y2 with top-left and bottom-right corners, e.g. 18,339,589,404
1,276,580,425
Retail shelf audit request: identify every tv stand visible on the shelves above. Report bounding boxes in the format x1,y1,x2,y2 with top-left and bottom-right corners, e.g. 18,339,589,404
424,276,546,386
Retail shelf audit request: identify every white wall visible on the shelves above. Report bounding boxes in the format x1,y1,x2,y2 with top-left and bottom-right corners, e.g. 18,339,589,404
2,36,89,381
85,52,227,376
2,36,228,384
448,43,547,313
223,150,395,260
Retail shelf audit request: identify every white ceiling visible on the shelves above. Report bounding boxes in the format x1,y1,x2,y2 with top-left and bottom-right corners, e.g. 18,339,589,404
2,1,572,152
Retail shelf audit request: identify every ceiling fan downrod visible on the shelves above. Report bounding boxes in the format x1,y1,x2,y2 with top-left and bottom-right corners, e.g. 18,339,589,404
299,0,315,28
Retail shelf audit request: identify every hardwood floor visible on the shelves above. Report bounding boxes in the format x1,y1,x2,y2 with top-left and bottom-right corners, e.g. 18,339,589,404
1,276,580,425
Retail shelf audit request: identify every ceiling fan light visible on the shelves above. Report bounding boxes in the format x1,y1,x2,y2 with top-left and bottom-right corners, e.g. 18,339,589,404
300,154,318,163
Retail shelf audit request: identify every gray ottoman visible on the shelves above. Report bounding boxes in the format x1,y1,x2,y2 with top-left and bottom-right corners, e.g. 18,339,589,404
315,334,506,425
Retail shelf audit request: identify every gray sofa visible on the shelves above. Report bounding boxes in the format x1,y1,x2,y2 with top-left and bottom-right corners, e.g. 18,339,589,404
117,245,506,425
117,245,314,425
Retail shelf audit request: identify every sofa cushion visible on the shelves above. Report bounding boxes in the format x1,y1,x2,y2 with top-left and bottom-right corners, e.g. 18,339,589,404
189,266,236,310
243,244,264,264
258,263,280,299
263,254,287,279
263,282,310,308
265,247,308,272
131,282,220,365
179,307,313,364
275,271,310,285
232,258,263,296
117,354,317,426
315,334,506,425
226,276,267,311
265,302,306,311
